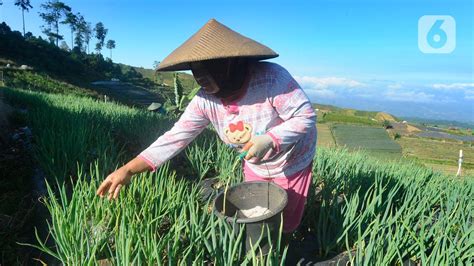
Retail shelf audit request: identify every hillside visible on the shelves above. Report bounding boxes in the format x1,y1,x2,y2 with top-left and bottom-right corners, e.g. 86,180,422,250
120,64,196,93
314,103,395,126
0,22,204,116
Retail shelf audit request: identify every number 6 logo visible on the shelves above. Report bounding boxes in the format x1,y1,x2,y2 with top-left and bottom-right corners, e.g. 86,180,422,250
418,15,456,54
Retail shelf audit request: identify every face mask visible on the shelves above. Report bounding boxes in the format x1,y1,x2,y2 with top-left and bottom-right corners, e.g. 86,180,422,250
191,62,220,94
192,59,249,98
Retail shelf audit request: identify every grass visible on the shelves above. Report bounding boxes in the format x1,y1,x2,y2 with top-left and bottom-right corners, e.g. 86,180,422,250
397,136,474,176
316,123,335,147
3,87,173,183
331,124,402,160
318,111,380,126
3,87,473,264
3,69,99,98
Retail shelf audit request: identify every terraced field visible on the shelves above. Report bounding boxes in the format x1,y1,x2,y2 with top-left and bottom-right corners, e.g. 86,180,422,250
397,136,474,176
316,123,335,147
331,124,402,159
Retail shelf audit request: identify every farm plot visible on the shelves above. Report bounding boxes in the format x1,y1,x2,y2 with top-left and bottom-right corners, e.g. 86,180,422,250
331,124,402,159
397,136,474,176
316,123,335,147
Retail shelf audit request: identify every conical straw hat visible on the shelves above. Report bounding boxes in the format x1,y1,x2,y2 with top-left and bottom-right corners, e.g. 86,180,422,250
157,19,278,71
147,102,162,111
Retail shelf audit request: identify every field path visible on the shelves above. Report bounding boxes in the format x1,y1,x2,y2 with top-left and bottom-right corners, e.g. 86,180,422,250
91,81,163,107
316,123,336,147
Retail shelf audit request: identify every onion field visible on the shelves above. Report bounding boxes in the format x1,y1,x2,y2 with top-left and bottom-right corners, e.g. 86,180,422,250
331,124,402,160
4,88,473,265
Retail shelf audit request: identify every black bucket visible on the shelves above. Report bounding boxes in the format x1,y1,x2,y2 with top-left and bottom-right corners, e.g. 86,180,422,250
213,181,288,255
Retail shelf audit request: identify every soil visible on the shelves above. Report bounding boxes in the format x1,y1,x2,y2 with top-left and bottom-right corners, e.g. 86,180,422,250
375,112,397,122
91,81,163,108
0,92,56,265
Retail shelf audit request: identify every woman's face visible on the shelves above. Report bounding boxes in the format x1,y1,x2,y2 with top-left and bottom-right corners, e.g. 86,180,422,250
191,59,249,98
191,62,220,94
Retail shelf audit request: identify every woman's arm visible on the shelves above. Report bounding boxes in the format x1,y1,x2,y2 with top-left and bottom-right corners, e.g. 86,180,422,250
97,92,210,199
266,64,316,153
96,156,150,200
138,92,210,171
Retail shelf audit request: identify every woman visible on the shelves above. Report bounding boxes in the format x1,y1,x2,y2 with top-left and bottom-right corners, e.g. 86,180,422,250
97,19,317,233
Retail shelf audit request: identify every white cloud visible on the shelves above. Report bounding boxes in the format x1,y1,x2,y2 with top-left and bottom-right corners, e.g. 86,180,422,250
432,83,474,90
387,83,403,89
295,76,366,90
308,89,338,99
294,75,470,105
464,90,474,100
383,90,436,103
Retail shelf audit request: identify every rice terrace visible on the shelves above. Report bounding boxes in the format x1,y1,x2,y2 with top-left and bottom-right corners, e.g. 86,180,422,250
0,1,473,265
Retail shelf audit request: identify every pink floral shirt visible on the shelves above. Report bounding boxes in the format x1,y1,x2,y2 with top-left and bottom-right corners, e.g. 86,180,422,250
139,62,317,178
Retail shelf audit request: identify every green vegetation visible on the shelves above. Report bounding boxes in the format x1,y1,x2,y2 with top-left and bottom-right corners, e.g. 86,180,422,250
316,123,335,147
401,116,474,130
319,112,380,126
0,22,123,84
331,124,402,159
128,64,196,92
2,86,472,264
3,69,99,97
397,136,474,175
0,20,198,116
4,88,172,183
0,21,195,97
317,109,381,126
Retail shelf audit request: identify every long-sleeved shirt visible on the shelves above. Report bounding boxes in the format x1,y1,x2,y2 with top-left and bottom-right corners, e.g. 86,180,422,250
139,62,317,178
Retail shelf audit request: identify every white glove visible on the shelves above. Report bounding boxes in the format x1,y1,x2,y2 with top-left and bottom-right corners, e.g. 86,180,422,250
243,134,275,160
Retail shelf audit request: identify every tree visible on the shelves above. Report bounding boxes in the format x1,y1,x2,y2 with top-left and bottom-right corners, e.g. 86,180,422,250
75,18,92,53
73,14,86,52
62,11,77,49
84,22,92,53
59,40,69,51
39,0,71,46
106,39,115,60
94,22,107,53
14,0,33,36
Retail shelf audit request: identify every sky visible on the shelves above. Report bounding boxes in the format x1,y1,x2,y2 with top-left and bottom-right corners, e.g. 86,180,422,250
1,0,473,123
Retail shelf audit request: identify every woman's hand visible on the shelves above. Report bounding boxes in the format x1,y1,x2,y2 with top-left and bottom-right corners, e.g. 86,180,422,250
96,156,152,200
96,166,133,200
243,134,275,160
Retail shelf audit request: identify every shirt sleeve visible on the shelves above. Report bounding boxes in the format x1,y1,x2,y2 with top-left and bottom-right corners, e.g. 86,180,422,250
138,92,210,171
266,64,317,153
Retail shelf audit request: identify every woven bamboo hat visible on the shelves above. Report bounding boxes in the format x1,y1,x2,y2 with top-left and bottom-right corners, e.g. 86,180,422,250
156,19,278,71
147,102,162,111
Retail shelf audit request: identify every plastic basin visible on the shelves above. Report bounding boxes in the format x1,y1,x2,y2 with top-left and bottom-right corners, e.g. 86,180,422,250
214,181,288,255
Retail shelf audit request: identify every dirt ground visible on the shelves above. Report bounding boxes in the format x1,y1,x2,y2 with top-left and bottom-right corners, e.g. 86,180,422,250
391,122,421,136
375,112,397,122
316,123,335,147
91,81,163,107
0,89,12,144
0,92,52,265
